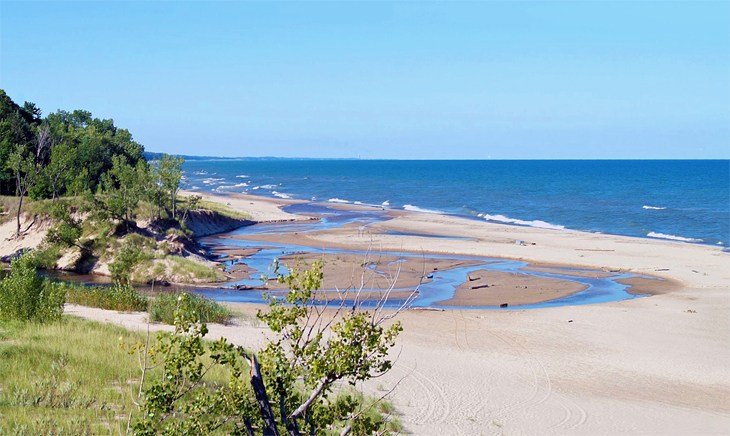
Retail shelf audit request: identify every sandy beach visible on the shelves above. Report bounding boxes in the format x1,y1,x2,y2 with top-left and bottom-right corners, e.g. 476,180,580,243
69,191,730,434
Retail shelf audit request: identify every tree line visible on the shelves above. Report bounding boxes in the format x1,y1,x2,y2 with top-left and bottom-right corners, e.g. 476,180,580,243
0,89,184,236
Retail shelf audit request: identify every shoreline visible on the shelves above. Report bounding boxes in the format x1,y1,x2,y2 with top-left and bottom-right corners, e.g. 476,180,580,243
190,186,728,249
190,189,727,291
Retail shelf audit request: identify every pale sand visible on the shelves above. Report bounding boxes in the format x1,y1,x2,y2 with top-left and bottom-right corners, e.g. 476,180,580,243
0,215,50,259
64,193,730,434
180,190,304,223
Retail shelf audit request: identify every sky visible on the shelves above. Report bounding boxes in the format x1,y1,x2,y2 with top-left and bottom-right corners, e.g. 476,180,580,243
1,1,729,159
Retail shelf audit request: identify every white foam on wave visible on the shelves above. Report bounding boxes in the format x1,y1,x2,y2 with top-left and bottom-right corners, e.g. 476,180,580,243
403,204,442,214
382,200,390,207
235,175,249,178
214,182,249,192
193,170,208,175
477,213,565,230
202,177,225,185
647,232,703,243
259,184,277,190
328,198,350,204
271,191,293,199
642,205,667,210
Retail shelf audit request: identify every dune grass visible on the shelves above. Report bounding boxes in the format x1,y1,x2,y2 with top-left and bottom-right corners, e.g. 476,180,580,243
0,317,144,434
64,282,149,312
179,195,252,221
0,313,401,434
148,292,233,325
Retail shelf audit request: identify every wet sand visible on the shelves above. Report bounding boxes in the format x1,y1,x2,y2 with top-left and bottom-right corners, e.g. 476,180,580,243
618,275,685,295
445,269,588,306
223,251,481,291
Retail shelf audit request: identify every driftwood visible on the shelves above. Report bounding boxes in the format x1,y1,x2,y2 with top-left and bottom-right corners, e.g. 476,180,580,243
233,284,268,291
470,284,490,290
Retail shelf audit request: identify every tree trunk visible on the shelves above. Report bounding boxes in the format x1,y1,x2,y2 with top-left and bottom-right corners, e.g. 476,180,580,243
15,193,23,238
247,354,280,436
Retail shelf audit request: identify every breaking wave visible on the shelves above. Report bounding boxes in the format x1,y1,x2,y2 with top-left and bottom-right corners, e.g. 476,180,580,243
647,232,703,243
477,213,565,230
271,191,293,199
403,204,443,214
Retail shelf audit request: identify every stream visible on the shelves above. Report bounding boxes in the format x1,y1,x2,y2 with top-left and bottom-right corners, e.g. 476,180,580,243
193,204,654,310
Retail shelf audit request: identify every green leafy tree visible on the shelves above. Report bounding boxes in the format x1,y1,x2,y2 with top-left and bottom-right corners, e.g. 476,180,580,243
158,154,184,219
6,145,37,237
42,141,78,200
0,90,38,195
135,262,407,435
180,194,201,225
45,203,84,251
99,156,149,230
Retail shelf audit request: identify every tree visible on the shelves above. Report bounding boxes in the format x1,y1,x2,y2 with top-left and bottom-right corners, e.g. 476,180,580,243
42,141,77,200
6,145,37,237
45,203,84,252
0,90,38,195
99,155,148,231
180,194,201,224
134,261,413,434
158,154,184,219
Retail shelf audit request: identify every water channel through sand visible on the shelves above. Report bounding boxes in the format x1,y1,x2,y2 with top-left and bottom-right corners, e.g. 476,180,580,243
194,203,661,309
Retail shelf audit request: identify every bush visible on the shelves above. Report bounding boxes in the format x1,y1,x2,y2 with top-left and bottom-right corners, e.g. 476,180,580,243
135,264,403,434
0,255,65,322
30,244,62,269
109,235,154,283
148,292,232,325
64,282,148,312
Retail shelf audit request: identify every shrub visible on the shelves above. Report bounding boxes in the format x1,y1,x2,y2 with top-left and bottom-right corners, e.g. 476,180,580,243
109,235,154,283
30,244,62,269
135,264,403,434
0,255,65,322
64,282,148,312
148,292,232,325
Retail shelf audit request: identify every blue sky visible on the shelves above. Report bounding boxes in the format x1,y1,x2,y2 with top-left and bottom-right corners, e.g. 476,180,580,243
1,1,728,159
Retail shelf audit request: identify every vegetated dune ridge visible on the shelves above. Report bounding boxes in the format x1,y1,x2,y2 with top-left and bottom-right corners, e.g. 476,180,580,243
67,192,730,434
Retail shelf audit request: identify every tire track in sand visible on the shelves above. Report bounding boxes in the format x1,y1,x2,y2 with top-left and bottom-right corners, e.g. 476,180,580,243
459,314,587,432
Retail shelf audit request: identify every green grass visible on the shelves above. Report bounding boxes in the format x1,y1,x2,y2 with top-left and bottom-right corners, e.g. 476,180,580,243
148,292,233,325
167,256,225,281
0,317,145,434
0,315,401,434
64,282,149,312
131,256,225,284
179,195,252,221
